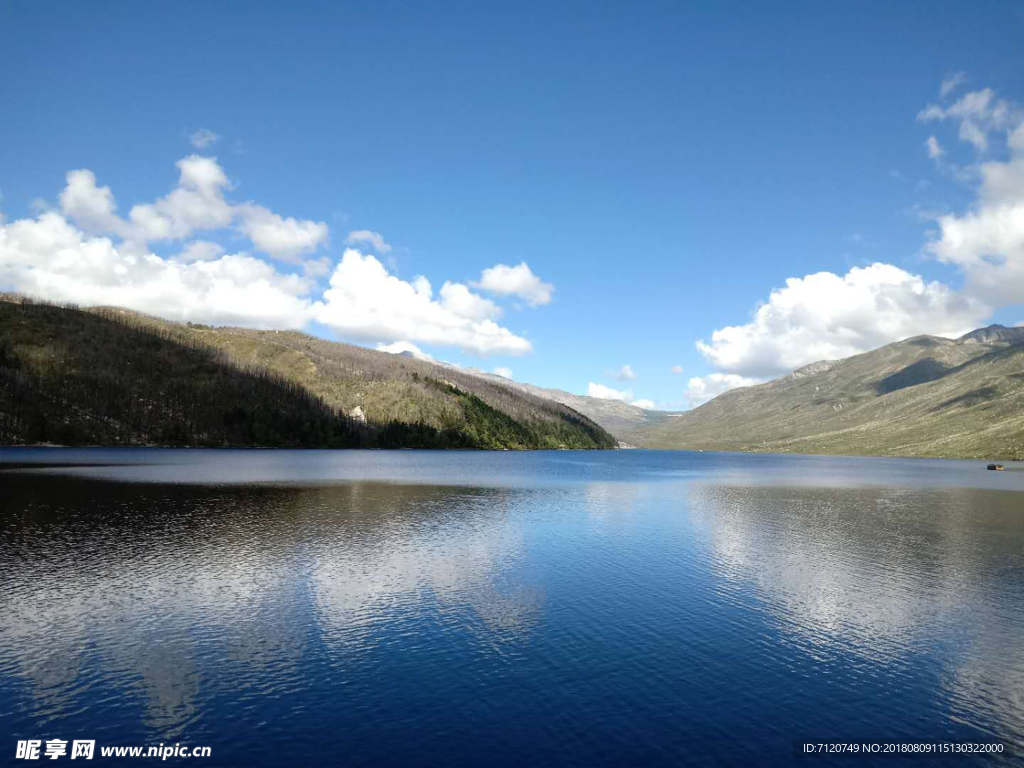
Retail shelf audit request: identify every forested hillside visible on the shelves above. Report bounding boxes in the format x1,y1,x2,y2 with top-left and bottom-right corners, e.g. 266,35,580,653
0,298,615,450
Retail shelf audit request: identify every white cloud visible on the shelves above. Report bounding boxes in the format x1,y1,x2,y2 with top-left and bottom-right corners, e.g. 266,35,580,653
302,256,332,278
189,128,221,149
960,120,989,152
376,341,434,361
696,263,989,378
236,204,329,262
120,155,236,250
940,72,967,98
59,169,122,233
670,365,684,374
684,373,762,407
345,230,391,254
925,87,1024,305
690,82,1022,387
1010,123,1024,154
0,156,539,358
492,367,513,378
314,250,532,356
475,262,553,306
174,240,225,262
0,212,313,329
438,280,501,321
586,382,653,407
586,382,632,401
56,155,328,264
607,364,636,381
918,88,1015,152
928,166,1024,305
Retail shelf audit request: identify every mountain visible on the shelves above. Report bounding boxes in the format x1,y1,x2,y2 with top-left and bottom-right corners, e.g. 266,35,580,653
0,297,615,450
958,324,1024,345
630,325,1024,459
450,370,680,445
6,296,1021,459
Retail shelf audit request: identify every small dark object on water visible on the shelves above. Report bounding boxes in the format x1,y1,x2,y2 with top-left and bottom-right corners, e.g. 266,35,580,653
987,463,1005,471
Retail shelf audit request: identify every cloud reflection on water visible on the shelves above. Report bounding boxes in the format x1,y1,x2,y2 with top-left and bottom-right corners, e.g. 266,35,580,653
687,482,1024,740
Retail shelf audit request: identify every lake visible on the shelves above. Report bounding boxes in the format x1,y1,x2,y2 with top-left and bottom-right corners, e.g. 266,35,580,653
1,448,1023,766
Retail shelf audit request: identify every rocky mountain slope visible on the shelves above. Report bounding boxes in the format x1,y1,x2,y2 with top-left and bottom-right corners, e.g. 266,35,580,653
632,326,1024,459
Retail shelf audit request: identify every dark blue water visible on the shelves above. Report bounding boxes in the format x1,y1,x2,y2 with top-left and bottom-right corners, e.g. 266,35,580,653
2,449,1022,766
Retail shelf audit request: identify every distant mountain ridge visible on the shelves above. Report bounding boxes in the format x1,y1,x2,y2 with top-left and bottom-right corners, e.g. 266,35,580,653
447,369,681,444
958,324,1024,345
628,325,1024,459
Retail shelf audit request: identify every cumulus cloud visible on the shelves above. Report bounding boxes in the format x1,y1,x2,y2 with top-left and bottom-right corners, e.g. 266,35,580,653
54,155,328,263
302,256,333,278
695,263,988,378
189,128,221,149
345,229,391,254
607,364,636,381
684,373,762,407
492,367,513,378
925,93,1024,305
475,262,553,306
587,382,632,401
236,204,329,262
0,212,313,329
314,250,531,356
376,341,434,361
0,156,537,357
124,155,236,247
925,136,945,160
58,169,121,233
437,280,501,321
586,382,653,408
174,240,225,262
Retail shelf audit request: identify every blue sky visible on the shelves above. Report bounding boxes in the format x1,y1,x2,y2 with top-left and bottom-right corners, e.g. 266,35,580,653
2,1,1023,408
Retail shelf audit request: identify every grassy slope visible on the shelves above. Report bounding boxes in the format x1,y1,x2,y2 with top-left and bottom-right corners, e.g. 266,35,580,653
636,333,1024,459
0,299,615,450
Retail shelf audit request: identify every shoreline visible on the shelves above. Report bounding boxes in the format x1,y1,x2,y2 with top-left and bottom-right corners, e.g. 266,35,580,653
1,443,1020,464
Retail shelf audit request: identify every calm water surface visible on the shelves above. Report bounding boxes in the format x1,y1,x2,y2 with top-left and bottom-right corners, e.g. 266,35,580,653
1,449,1023,766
